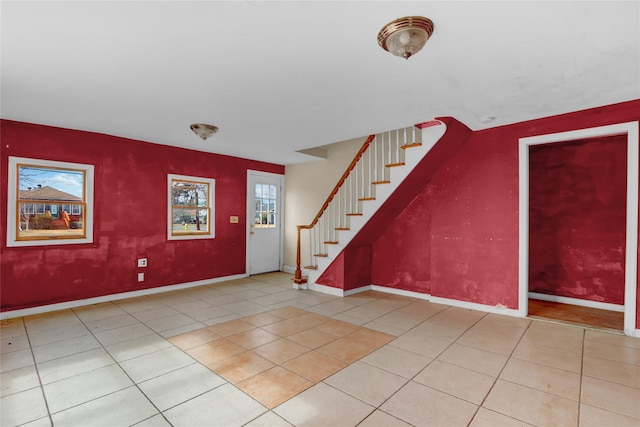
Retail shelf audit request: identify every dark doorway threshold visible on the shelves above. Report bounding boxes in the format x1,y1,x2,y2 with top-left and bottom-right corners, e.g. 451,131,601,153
528,299,624,332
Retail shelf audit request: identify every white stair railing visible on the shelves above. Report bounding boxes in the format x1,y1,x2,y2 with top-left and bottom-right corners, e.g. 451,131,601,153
294,125,423,283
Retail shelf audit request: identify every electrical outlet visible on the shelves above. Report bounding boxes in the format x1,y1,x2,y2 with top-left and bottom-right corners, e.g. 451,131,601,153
138,272,144,282
138,258,147,268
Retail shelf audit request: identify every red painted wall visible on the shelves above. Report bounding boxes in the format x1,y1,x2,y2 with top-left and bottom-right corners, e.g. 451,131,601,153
0,120,284,311
427,123,520,308
529,135,627,304
375,100,639,316
371,183,433,294
317,117,473,290
320,100,640,328
315,246,372,291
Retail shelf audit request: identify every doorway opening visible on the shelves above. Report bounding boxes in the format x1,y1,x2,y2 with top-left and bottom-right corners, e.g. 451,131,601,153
518,122,639,336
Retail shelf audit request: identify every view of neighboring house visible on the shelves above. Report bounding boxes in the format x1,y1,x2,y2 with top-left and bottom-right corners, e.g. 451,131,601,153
18,185,82,230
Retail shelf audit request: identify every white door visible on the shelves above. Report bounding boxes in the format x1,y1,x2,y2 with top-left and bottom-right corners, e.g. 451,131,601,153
247,171,284,275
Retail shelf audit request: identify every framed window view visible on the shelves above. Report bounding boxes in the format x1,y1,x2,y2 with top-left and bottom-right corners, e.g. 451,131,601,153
168,174,215,240
7,157,94,247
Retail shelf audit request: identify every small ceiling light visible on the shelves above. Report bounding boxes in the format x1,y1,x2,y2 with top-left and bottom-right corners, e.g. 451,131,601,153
378,16,434,60
190,123,218,140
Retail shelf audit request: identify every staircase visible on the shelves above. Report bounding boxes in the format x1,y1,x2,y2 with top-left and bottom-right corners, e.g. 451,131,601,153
294,120,448,293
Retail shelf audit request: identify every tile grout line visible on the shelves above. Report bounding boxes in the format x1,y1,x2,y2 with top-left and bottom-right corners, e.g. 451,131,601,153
164,301,339,415
364,309,571,426
207,309,337,405
21,317,55,427
4,277,333,426
171,303,397,417
577,327,586,427
8,276,636,426
470,315,536,426
264,304,397,422
9,292,416,427
70,303,181,426
377,306,492,425
119,293,302,424
320,305,491,426
119,288,296,423
209,296,360,422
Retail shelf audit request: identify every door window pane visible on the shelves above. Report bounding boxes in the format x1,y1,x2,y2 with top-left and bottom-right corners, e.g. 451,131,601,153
254,183,276,228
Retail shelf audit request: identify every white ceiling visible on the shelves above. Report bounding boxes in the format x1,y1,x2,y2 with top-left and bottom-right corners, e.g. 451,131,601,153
2,1,639,165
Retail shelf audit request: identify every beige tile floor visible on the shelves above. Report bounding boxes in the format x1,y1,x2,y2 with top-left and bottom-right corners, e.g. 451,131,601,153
170,307,393,409
0,272,639,427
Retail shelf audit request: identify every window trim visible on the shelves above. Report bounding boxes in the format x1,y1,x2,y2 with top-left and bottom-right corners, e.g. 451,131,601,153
167,174,215,241
7,156,94,247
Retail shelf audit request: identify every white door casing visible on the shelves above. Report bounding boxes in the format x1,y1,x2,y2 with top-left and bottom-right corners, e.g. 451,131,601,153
247,171,284,275
518,121,639,336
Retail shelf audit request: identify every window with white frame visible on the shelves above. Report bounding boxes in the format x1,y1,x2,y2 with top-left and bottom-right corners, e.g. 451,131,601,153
7,157,94,247
168,174,215,240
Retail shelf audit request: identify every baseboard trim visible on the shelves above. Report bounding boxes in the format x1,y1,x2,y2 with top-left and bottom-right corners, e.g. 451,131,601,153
313,284,640,336
0,273,248,320
370,285,431,300
528,292,625,313
306,282,521,317
344,285,372,296
308,283,347,297
340,284,519,317
428,295,521,317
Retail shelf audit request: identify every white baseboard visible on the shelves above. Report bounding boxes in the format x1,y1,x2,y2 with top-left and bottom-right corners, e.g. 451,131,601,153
316,283,519,317
290,279,640,333
306,282,521,317
0,273,248,320
370,285,431,300
528,292,624,312
307,284,430,299
308,282,348,297
307,284,373,297
429,295,521,317
344,285,372,296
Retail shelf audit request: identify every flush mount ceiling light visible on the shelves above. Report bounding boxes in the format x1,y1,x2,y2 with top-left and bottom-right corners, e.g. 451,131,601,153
378,16,434,60
190,123,218,140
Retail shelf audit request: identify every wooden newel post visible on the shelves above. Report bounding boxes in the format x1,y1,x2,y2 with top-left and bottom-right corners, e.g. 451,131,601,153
293,226,305,284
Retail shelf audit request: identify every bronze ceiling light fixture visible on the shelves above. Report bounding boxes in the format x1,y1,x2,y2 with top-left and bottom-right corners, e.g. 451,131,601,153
190,123,219,140
378,16,434,60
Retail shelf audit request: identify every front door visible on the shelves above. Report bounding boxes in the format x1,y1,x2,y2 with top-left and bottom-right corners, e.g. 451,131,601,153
247,171,283,275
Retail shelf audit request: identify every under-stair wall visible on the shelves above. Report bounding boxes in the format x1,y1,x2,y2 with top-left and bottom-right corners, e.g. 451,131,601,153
311,117,473,292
